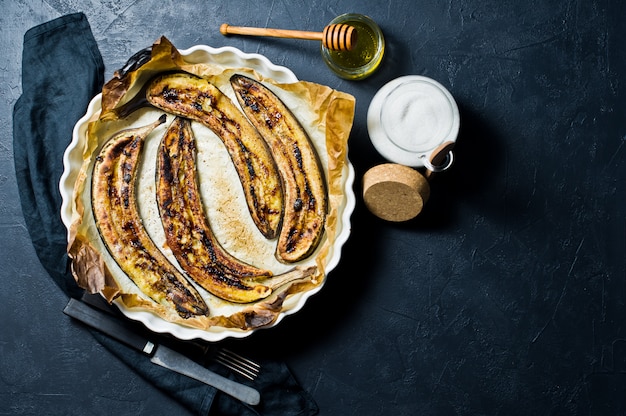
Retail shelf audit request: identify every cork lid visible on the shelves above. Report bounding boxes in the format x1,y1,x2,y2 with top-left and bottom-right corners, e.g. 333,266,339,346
362,163,430,222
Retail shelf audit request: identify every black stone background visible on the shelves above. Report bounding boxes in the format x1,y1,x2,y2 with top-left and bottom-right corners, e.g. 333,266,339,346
1,1,624,415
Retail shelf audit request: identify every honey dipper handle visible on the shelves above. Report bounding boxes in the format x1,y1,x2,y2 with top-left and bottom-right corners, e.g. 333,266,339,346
220,24,323,41
220,23,356,51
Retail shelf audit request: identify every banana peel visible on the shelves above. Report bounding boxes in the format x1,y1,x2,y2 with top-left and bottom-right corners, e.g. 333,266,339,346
230,74,328,263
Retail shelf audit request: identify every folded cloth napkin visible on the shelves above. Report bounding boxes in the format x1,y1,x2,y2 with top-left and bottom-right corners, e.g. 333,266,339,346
12,12,318,416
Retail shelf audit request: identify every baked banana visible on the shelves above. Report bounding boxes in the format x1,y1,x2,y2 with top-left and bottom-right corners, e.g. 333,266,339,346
91,115,209,318
230,74,328,263
156,117,273,303
145,72,284,240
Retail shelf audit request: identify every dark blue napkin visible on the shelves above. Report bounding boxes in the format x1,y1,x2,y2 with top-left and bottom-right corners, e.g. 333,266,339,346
12,12,318,416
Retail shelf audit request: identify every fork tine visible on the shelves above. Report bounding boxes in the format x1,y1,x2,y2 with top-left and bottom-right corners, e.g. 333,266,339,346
214,348,261,380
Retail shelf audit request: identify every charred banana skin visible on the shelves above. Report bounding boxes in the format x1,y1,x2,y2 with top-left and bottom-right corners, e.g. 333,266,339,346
156,117,275,303
91,115,209,318
146,73,284,240
230,75,328,263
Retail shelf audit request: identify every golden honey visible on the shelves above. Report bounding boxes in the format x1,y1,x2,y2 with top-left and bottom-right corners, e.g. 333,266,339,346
321,14,384,80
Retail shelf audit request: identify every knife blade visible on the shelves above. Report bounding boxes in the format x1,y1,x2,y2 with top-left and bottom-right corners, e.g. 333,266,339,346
63,298,260,405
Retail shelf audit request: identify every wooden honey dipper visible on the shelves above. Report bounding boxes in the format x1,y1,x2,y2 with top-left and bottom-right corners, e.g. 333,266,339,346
220,23,357,51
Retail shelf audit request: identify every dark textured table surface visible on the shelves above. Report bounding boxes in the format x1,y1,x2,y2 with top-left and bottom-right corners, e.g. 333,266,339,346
1,1,625,415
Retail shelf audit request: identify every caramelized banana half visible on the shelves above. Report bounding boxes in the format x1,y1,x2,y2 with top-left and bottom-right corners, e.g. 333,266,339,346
156,117,316,303
230,75,328,263
146,72,284,240
91,115,209,318
157,117,272,303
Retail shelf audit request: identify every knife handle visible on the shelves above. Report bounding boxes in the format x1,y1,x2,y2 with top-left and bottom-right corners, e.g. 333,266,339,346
63,298,155,354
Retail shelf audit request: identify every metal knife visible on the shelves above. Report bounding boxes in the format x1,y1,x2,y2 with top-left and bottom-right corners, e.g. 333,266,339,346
63,298,260,405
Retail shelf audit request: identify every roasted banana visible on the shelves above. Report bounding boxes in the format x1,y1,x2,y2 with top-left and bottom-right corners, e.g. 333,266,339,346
91,115,209,318
230,74,328,263
156,117,314,303
145,72,284,240
157,117,271,303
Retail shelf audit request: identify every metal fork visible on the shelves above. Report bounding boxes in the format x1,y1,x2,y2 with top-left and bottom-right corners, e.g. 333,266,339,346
213,348,261,380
